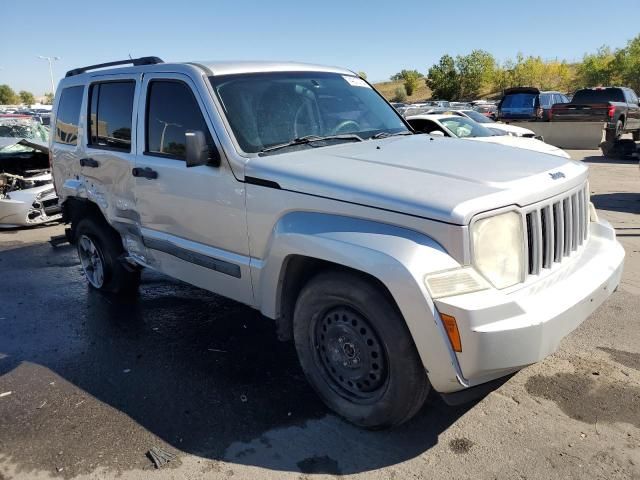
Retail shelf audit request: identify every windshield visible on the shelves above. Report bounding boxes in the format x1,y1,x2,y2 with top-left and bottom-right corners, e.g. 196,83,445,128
439,117,495,138
463,110,494,124
0,118,49,141
210,72,409,154
572,88,625,103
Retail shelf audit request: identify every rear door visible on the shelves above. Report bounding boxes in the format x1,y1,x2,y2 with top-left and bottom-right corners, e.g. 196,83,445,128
133,72,253,306
83,74,140,226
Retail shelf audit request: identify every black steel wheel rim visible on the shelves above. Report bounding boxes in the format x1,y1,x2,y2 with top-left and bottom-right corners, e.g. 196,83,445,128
313,306,388,401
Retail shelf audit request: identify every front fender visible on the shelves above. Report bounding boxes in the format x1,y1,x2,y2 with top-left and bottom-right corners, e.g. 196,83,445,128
252,211,466,393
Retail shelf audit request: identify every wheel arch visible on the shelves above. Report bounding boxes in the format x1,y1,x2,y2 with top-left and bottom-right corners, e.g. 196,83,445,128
252,211,464,392
62,197,108,243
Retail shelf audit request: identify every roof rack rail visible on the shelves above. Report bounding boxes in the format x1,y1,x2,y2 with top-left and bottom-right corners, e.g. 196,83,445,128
65,56,164,77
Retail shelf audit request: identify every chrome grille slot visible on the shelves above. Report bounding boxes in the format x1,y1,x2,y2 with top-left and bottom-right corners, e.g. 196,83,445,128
525,184,589,278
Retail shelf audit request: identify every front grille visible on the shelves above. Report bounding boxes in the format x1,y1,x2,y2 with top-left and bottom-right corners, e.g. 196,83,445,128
524,184,589,277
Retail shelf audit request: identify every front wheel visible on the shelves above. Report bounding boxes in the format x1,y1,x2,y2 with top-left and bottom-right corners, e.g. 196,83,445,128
293,270,430,428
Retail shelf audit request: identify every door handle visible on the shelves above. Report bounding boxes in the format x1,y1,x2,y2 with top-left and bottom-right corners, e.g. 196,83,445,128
79,158,99,168
132,167,158,179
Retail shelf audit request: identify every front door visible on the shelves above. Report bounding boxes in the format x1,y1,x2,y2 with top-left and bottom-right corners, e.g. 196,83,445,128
133,72,253,306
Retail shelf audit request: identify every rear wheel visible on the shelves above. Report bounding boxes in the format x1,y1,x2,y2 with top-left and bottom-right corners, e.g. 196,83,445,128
293,270,429,428
75,217,140,294
605,120,623,142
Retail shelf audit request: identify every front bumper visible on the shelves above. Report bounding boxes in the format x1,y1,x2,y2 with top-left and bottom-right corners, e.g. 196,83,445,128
435,218,624,389
0,187,62,228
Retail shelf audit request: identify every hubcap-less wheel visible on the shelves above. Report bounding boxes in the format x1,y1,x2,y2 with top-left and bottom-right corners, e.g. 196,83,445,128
77,234,105,288
314,307,388,401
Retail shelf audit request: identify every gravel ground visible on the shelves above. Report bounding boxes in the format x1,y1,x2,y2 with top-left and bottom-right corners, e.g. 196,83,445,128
0,149,638,480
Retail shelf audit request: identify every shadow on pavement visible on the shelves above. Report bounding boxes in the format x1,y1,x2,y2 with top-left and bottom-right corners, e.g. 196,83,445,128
581,155,638,165
591,192,640,215
0,240,479,477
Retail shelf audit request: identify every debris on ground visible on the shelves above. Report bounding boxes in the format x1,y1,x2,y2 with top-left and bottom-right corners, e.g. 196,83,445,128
147,447,176,469
208,348,227,353
0,391,12,398
123,368,131,374
240,394,248,402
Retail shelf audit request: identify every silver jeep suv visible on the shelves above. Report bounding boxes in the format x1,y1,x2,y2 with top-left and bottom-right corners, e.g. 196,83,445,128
51,57,624,428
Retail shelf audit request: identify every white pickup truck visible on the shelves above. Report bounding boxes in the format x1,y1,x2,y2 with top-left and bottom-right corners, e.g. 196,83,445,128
51,57,624,428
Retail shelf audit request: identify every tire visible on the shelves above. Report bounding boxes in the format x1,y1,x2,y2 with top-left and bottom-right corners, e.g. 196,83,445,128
293,270,430,428
605,120,623,142
75,216,140,294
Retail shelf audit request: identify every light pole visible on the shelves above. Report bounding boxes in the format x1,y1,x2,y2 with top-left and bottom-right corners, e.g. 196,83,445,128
157,119,182,153
37,56,60,94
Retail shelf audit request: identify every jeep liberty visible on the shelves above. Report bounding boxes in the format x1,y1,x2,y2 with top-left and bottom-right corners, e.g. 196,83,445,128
51,57,624,428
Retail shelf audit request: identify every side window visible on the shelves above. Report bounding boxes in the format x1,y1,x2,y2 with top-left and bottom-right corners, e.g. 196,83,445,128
145,80,214,160
88,81,135,151
540,94,552,107
55,86,84,145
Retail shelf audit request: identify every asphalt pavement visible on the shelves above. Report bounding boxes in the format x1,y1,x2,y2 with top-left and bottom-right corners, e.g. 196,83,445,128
0,150,638,480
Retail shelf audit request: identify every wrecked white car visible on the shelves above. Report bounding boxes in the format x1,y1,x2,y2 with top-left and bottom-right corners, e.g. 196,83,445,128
0,117,61,227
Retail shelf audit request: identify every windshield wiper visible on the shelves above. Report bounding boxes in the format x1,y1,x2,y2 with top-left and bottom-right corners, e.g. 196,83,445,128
370,131,413,140
259,134,363,154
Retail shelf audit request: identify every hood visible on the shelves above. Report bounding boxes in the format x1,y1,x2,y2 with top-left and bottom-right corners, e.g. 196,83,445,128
0,138,49,154
245,134,587,225
468,135,570,158
489,123,535,136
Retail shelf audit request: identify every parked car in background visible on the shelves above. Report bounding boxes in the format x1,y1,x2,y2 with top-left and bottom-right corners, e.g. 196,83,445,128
0,116,60,227
406,114,569,158
428,109,537,138
550,87,640,141
498,87,570,121
473,103,498,120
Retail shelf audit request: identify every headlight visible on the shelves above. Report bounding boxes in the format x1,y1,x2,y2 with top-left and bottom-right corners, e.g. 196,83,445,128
472,211,524,289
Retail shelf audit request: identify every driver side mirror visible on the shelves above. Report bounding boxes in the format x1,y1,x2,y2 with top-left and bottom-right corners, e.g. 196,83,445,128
185,130,220,167
429,130,445,137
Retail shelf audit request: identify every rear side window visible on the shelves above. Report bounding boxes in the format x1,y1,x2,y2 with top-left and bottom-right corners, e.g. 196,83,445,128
55,86,84,145
572,88,625,103
88,81,135,152
539,94,553,107
145,80,214,160
501,93,536,109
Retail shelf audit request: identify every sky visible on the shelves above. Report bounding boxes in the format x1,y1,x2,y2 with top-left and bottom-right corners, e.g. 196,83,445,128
2,0,639,96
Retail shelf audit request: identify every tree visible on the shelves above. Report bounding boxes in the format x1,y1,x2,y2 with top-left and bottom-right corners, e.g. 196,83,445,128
426,55,460,100
615,35,640,92
577,46,616,88
392,86,407,102
19,90,35,106
44,92,55,105
390,69,424,81
403,71,421,96
455,50,496,99
0,84,17,105
357,71,367,80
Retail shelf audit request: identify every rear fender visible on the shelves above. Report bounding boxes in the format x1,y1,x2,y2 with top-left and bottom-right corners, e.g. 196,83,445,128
253,211,465,392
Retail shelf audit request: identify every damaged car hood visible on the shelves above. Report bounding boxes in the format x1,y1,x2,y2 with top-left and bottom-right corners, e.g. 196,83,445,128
0,138,49,154
245,134,587,225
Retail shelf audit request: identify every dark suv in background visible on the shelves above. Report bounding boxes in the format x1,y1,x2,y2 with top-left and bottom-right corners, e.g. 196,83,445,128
498,87,570,121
